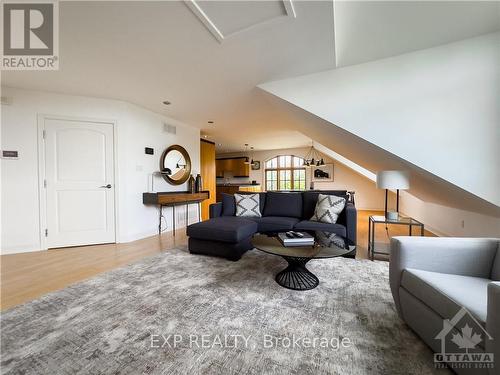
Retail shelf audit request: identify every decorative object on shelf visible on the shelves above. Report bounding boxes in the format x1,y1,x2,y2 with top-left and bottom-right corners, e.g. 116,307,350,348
188,175,196,193
195,174,202,193
311,164,334,182
302,143,325,167
251,160,260,170
149,171,165,192
376,170,410,220
159,144,191,185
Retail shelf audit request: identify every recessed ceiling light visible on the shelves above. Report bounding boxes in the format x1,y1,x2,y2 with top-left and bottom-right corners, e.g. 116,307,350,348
162,101,171,105
208,121,214,124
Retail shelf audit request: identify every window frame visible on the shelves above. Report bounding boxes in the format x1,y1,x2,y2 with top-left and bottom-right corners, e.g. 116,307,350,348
264,155,306,191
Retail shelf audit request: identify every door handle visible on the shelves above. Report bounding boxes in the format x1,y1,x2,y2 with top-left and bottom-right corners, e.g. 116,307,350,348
99,184,112,189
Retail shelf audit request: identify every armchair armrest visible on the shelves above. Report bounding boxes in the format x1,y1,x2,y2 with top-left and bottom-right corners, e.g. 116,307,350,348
209,202,222,218
389,237,497,316
487,282,500,375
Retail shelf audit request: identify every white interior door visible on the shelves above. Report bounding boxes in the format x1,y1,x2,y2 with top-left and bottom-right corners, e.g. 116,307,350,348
44,118,115,248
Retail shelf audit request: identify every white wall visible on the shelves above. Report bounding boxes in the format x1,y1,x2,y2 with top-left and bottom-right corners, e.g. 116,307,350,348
400,191,500,237
260,32,500,207
217,147,386,210
1,87,200,254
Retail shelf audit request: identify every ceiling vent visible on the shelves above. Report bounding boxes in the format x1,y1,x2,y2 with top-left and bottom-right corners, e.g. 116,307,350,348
163,123,177,135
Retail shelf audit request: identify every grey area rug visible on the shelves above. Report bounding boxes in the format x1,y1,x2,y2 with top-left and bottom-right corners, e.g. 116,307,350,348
1,248,451,375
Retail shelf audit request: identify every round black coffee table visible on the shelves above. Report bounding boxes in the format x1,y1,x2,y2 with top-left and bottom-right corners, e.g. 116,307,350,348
251,231,356,291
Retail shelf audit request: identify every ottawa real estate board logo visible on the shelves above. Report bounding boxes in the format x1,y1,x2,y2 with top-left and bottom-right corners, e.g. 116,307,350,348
1,0,59,70
434,307,494,371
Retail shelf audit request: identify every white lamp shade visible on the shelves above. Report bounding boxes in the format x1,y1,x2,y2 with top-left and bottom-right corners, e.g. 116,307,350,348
376,170,410,189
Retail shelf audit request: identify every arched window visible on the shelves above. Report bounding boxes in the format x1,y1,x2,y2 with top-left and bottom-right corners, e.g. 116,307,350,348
265,155,306,191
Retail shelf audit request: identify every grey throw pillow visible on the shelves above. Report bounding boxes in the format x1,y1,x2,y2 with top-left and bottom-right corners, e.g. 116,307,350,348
311,194,346,224
235,193,261,218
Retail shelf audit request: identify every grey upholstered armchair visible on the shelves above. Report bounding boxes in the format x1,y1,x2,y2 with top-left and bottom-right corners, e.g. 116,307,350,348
389,237,499,375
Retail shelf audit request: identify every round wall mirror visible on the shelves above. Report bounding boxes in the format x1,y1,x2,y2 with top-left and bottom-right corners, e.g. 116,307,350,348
159,145,191,185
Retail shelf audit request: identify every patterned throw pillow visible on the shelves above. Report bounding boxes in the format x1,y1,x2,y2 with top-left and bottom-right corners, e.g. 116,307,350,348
235,193,261,218
311,194,346,224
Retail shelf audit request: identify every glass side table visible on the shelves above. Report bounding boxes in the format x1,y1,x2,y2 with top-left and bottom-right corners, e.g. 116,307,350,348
368,215,424,260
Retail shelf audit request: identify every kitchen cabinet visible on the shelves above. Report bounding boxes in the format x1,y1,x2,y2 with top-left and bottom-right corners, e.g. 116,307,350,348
215,157,249,178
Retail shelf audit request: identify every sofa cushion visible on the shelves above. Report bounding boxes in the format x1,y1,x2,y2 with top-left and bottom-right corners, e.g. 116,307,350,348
235,193,261,217
401,268,489,325
231,191,267,215
221,193,236,216
302,191,348,220
247,216,299,233
294,220,346,237
311,194,346,224
187,217,257,243
263,192,302,218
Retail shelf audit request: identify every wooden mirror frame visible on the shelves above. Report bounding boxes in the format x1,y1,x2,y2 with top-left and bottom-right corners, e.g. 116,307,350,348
159,145,192,185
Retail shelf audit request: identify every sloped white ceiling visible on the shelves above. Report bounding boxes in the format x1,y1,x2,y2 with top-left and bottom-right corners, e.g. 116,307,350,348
334,1,500,67
3,1,499,154
259,33,500,211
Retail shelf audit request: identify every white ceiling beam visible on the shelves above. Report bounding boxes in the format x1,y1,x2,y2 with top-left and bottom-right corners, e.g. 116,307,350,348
283,0,296,18
184,0,224,43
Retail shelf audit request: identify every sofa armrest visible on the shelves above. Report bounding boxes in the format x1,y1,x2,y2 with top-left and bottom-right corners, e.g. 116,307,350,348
487,282,500,375
389,237,497,316
344,202,357,245
209,202,222,218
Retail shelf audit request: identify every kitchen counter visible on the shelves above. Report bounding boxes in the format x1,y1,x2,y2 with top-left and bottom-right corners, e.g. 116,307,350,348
216,183,262,201
216,183,261,187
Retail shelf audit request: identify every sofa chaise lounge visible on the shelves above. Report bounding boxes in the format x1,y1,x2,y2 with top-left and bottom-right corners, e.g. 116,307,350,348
186,190,356,261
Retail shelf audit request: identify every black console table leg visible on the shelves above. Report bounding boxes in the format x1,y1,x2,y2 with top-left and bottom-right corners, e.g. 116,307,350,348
275,256,319,291
173,205,176,236
158,205,163,235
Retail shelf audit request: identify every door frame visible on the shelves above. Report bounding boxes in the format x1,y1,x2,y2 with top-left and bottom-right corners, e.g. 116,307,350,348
37,114,119,250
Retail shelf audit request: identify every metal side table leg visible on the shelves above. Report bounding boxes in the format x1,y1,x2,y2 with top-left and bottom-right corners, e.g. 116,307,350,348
368,217,371,260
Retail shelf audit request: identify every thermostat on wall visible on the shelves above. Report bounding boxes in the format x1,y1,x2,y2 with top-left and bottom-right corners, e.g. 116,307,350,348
1,150,19,159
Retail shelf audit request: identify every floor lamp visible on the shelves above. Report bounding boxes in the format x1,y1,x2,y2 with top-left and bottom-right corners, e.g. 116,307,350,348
376,171,410,220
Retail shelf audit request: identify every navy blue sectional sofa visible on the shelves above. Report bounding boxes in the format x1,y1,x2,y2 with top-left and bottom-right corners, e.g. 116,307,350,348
187,190,357,261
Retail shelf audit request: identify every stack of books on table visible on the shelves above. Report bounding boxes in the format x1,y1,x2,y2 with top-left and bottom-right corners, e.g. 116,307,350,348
278,231,314,247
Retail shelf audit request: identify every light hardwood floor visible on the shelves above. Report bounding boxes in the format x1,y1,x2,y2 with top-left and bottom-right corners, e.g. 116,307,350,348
0,210,434,311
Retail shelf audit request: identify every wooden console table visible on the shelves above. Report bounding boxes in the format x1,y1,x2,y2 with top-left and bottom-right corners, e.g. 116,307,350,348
143,191,210,235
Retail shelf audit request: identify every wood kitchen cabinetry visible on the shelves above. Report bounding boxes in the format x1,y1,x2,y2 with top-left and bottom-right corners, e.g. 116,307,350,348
215,157,249,178
200,139,216,221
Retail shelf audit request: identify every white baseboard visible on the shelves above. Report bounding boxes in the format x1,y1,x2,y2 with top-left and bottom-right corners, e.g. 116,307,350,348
1,243,43,255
